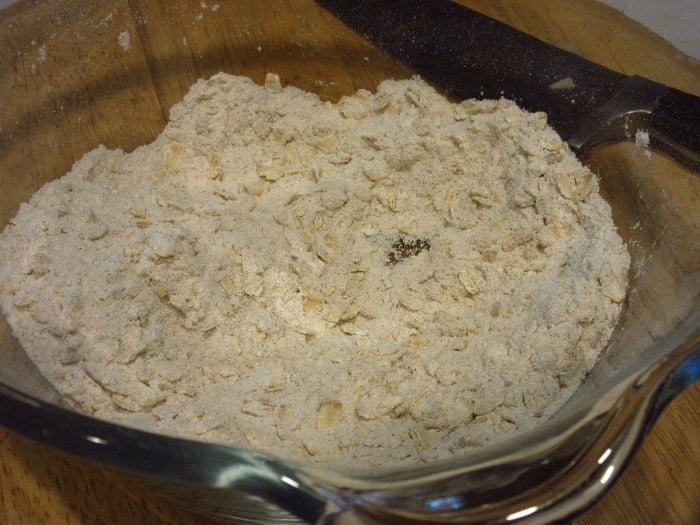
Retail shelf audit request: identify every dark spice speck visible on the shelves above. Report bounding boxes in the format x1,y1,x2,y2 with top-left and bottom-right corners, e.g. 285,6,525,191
386,237,431,266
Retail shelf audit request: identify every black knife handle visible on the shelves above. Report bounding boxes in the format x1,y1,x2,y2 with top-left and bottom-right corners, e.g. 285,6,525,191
316,0,700,171
649,86,700,168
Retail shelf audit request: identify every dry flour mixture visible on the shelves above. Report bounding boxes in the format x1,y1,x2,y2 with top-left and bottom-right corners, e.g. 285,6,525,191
0,73,630,469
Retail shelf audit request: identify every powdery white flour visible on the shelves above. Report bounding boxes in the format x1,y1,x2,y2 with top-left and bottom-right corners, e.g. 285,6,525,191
0,74,629,469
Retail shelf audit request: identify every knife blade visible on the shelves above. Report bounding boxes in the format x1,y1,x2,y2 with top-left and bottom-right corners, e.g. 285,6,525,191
316,0,700,169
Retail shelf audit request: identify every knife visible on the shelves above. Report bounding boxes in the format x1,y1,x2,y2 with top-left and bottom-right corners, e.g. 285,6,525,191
315,0,700,170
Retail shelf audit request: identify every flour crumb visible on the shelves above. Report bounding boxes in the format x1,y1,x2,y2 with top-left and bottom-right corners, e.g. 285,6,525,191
99,12,114,26
37,45,47,63
634,129,652,159
0,73,629,470
118,31,130,51
634,130,649,148
549,77,575,90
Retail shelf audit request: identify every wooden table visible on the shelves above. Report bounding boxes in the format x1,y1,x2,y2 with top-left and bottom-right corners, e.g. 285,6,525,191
0,1,698,523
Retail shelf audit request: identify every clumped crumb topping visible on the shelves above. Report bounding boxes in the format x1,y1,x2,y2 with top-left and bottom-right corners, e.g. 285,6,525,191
0,72,630,470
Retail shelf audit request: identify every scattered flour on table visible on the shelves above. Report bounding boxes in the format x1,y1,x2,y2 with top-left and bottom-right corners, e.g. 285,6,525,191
117,31,130,51
0,73,630,469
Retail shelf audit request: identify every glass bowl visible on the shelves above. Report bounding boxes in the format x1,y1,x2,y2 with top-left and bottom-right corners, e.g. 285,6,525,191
0,1,698,523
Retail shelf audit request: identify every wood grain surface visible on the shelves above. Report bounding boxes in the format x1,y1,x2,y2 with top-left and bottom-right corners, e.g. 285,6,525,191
0,0,698,523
